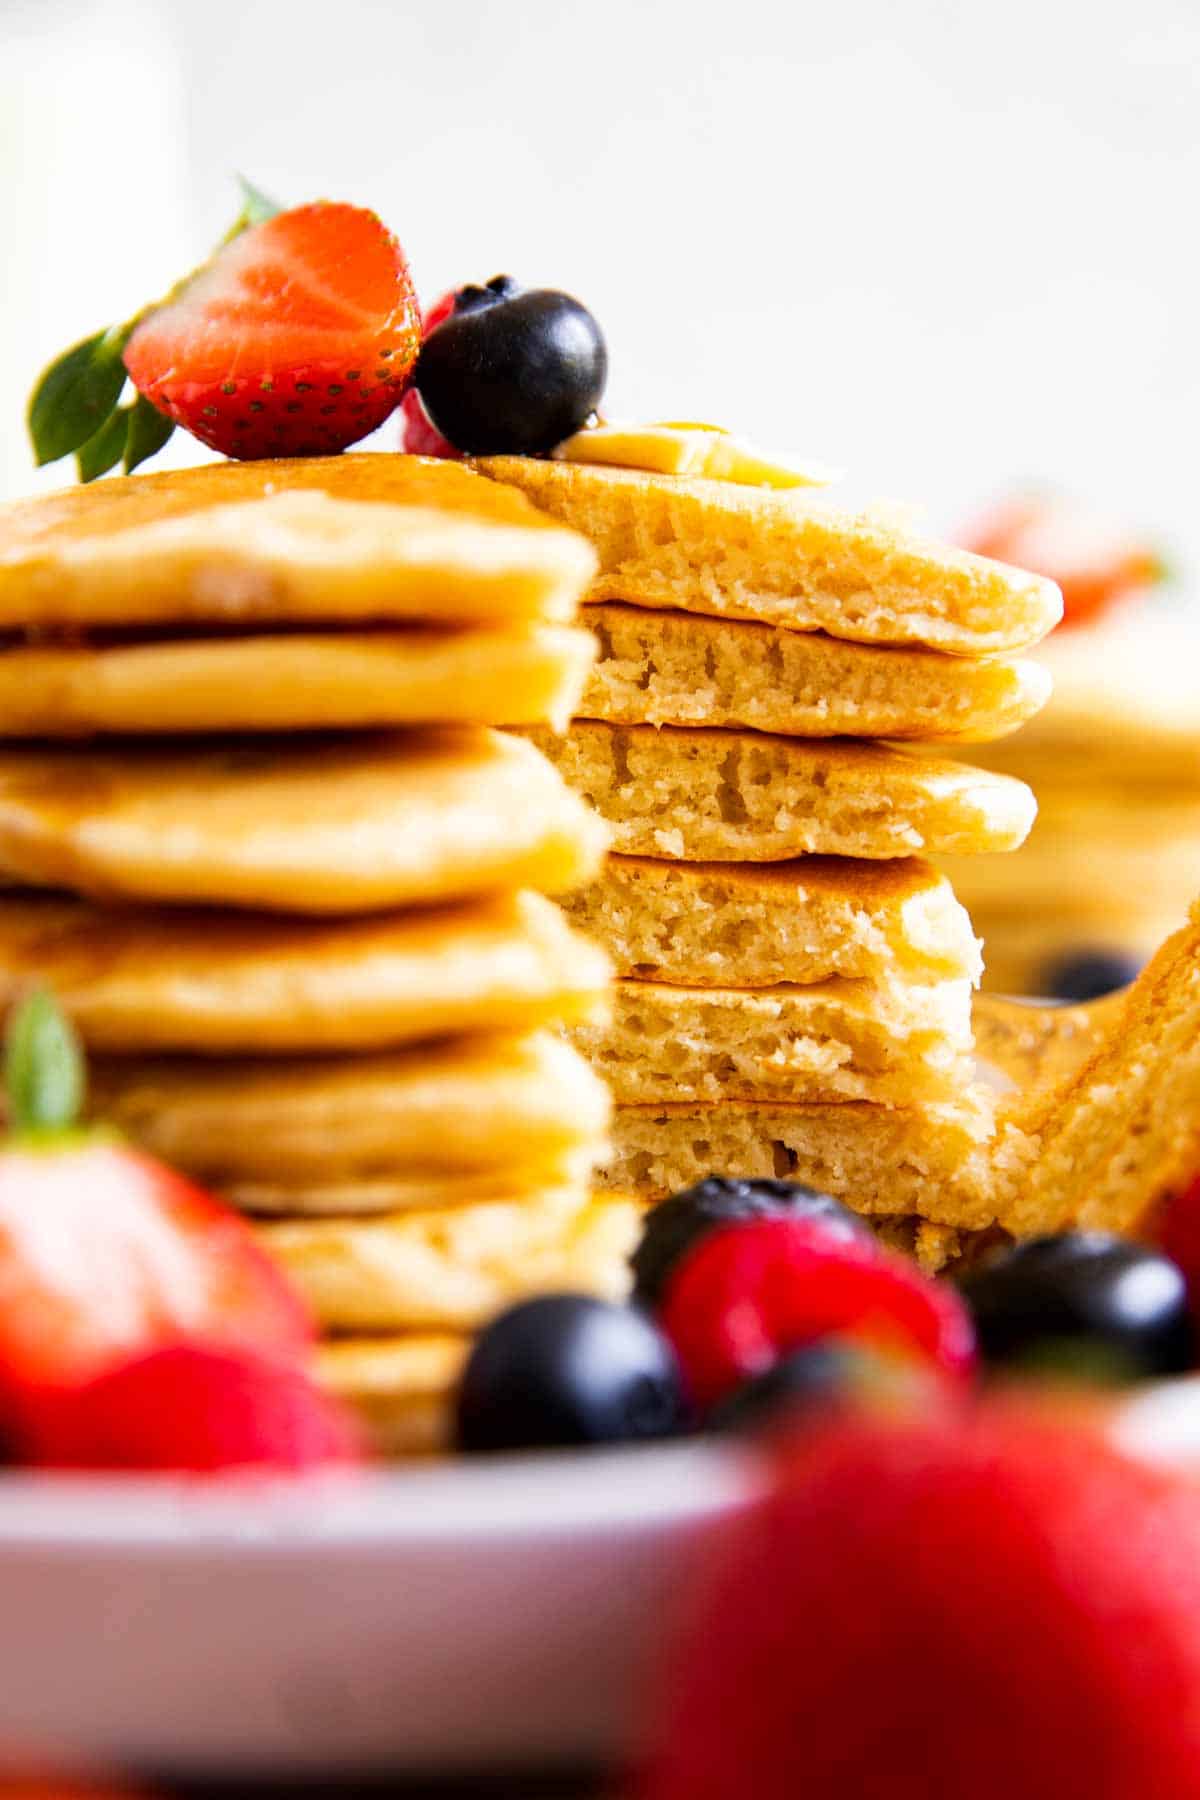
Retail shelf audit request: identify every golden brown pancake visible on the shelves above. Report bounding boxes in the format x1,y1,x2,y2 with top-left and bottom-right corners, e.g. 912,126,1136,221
600,1092,1001,1229
476,456,1062,654
0,730,607,912
0,455,596,628
522,721,1036,862
317,1333,469,1456
83,1031,610,1198
0,889,610,1054
560,854,981,988
580,603,1051,742
569,975,972,1105
259,1191,640,1331
0,623,595,736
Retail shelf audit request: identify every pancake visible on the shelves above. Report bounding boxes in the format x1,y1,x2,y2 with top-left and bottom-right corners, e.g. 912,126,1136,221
972,989,1124,1099
224,1152,600,1218
0,623,595,736
601,1092,1002,1229
581,603,1051,742
569,976,972,1105
560,854,982,988
259,1191,640,1331
317,1333,469,1457
476,457,1062,654
0,729,607,912
0,889,610,1054
83,1031,610,1194
1000,901,1200,1238
0,455,596,628
522,721,1035,862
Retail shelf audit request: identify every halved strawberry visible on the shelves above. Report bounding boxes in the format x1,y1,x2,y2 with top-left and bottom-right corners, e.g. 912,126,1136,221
0,993,312,1440
959,492,1165,630
124,202,420,460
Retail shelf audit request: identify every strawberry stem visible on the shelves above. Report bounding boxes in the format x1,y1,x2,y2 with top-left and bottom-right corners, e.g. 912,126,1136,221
5,990,85,1137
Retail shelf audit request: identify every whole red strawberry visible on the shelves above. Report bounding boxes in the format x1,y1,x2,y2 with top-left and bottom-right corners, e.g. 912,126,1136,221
637,1401,1200,1800
0,992,313,1447
960,492,1164,630
660,1216,975,1408
31,1342,362,1474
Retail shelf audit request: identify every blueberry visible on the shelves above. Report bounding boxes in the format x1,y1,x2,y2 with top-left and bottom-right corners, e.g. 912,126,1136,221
415,280,607,455
959,1232,1194,1380
631,1175,870,1311
708,1342,887,1436
455,1294,689,1453
1041,948,1143,1003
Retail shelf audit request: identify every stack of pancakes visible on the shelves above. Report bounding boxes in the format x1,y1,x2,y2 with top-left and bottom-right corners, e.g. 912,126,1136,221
940,611,1200,994
0,454,642,1455
476,456,1061,1268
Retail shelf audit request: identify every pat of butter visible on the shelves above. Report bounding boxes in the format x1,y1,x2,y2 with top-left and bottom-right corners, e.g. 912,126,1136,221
553,421,838,489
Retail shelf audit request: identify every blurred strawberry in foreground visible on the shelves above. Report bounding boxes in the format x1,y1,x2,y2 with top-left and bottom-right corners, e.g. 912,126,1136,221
660,1216,976,1409
0,1773,154,1797
28,180,420,478
0,992,315,1457
32,1343,361,1475
636,1400,1200,1800
959,491,1165,630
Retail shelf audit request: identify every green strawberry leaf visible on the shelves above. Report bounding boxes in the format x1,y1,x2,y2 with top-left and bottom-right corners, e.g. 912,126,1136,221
27,325,131,467
124,393,175,474
237,175,281,226
27,176,284,479
75,406,130,483
5,989,86,1137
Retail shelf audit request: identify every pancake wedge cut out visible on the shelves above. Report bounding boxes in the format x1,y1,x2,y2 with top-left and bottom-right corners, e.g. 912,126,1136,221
0,890,611,1054
258,1192,640,1331
476,457,1062,654
318,1333,470,1457
561,854,982,988
998,902,1200,1239
0,455,596,629
580,603,1052,742
0,624,596,737
81,1031,610,1193
602,1094,1000,1229
569,976,973,1105
522,721,1036,862
0,730,608,912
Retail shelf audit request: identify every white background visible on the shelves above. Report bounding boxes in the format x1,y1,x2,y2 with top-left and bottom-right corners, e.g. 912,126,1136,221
3,0,1199,570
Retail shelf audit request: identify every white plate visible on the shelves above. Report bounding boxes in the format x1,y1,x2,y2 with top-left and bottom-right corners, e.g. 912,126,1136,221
1,1381,1198,1779
0,1441,760,1777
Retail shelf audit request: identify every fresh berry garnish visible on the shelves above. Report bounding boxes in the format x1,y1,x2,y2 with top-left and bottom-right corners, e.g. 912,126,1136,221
959,492,1165,630
1155,1172,1200,1314
1042,947,1143,1003
398,386,461,458
707,1340,941,1436
456,1294,688,1453
30,1342,362,1474
27,181,419,477
661,1217,976,1409
637,1402,1200,1800
631,1176,870,1311
414,277,607,455
959,1232,1194,1380
0,992,313,1441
